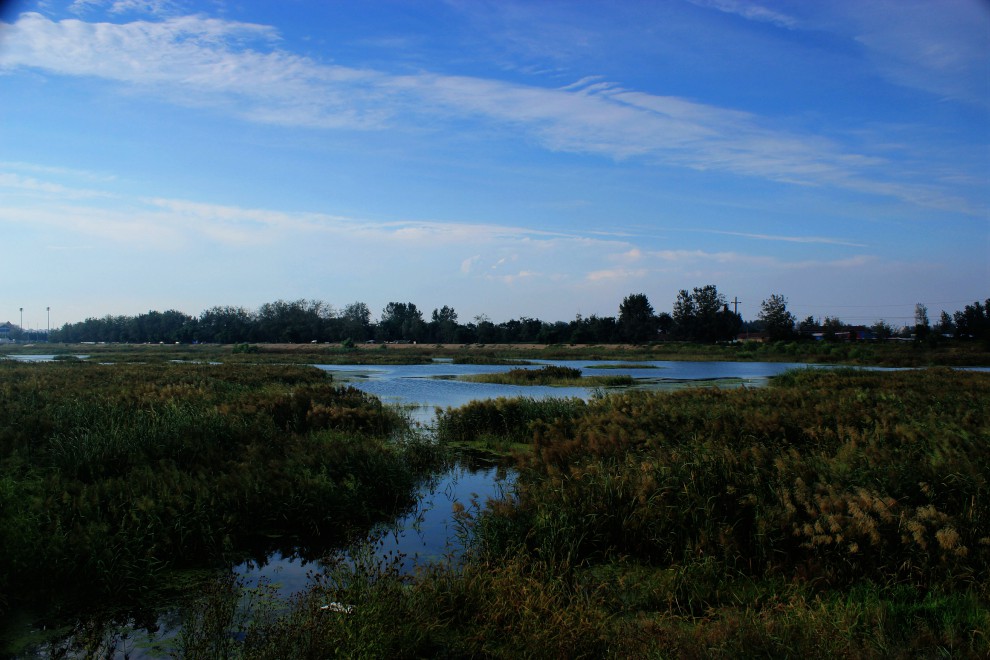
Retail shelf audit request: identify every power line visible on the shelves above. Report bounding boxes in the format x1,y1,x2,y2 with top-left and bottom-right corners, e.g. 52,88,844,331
788,299,979,310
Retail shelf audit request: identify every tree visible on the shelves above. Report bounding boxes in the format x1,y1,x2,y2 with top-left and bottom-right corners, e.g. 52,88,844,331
672,289,697,339
954,299,990,343
340,302,372,342
822,316,844,341
672,285,740,342
798,315,818,335
618,293,658,343
379,302,425,342
870,320,895,340
914,303,930,341
758,294,796,341
198,305,253,343
431,305,459,343
934,310,955,337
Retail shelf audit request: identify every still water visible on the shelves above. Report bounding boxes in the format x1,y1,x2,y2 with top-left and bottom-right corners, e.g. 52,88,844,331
8,359,812,657
236,359,809,591
313,359,809,423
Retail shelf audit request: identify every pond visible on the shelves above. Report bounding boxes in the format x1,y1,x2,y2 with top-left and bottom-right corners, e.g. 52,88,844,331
5,359,812,657
235,360,810,590
313,358,811,423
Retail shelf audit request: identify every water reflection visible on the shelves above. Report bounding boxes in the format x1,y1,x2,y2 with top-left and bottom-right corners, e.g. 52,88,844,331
314,359,810,423
236,454,514,597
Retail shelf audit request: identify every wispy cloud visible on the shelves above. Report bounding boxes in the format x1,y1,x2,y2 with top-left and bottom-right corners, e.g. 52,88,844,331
687,0,800,29
0,171,115,199
836,0,990,106
702,229,868,248
1,11,979,216
69,0,187,17
586,268,649,283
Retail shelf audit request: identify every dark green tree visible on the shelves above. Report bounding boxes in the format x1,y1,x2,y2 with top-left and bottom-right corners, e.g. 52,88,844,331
954,299,990,343
430,305,459,343
379,302,425,342
871,319,895,340
758,294,796,341
822,316,844,341
618,293,658,343
672,285,740,342
340,302,373,342
198,306,253,343
914,303,930,341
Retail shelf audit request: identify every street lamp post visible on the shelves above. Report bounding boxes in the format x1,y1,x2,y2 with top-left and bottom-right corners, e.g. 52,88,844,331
19,307,23,340
47,307,51,341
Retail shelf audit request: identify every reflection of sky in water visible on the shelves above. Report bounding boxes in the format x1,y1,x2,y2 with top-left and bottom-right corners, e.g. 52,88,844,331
313,360,814,423
236,462,513,597
239,359,813,596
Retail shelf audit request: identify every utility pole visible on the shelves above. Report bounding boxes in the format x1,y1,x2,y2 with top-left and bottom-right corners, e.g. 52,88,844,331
19,307,23,336
732,297,741,316
47,307,50,341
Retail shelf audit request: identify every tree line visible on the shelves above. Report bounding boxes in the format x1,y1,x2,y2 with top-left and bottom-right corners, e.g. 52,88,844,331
40,288,990,346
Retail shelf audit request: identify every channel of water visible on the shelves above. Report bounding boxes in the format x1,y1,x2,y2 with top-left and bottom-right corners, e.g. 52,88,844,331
7,358,815,657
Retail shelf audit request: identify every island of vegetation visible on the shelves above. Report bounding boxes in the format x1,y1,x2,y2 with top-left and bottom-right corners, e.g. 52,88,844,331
459,364,634,387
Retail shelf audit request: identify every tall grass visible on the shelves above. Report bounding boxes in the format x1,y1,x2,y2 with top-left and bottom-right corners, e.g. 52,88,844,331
0,361,442,631
176,367,988,658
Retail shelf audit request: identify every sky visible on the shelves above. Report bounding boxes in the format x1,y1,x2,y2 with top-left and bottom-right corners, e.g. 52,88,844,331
1,0,988,330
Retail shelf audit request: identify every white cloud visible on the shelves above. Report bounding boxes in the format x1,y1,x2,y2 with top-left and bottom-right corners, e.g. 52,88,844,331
586,268,649,283
687,0,800,29
840,0,990,105
460,255,481,274
70,0,188,17
703,230,868,248
0,11,981,215
0,171,114,199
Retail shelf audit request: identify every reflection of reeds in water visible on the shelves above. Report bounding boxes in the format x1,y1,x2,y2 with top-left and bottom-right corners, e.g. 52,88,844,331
0,360,444,640
177,367,989,658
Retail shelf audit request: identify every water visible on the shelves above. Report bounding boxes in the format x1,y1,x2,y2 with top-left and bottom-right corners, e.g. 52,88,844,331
3,359,814,656
313,359,809,423
236,359,808,590
2,354,89,362
236,458,514,597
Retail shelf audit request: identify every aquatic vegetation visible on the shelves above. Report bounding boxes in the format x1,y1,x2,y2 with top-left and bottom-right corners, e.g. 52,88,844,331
433,396,587,452
0,360,442,636
461,364,634,388
178,367,988,657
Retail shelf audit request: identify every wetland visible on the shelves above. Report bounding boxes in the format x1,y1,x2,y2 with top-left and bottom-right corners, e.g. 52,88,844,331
0,344,987,657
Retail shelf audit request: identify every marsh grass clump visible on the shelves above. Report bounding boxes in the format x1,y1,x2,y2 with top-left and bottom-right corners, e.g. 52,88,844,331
0,360,442,631
433,396,587,450
462,364,634,388
169,368,989,657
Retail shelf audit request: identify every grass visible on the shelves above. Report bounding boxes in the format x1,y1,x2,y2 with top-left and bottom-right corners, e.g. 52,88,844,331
460,365,634,387
3,337,988,367
4,358,988,657
0,360,444,652
173,367,989,658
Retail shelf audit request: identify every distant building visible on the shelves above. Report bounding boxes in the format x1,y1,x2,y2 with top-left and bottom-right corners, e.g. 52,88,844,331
805,325,875,341
0,322,14,342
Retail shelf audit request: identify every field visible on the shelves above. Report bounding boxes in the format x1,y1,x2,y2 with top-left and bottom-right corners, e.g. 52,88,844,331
3,337,990,367
0,360,443,654
0,346,987,657
179,367,989,658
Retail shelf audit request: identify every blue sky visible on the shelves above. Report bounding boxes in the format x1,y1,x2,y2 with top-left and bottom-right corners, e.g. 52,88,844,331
1,0,987,330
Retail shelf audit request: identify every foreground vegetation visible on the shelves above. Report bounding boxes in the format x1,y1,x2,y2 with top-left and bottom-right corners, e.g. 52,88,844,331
2,357,987,657
460,365,634,388
175,367,989,657
0,361,442,653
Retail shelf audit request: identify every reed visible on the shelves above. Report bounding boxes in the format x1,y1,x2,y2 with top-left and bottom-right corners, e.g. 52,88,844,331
0,360,442,629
